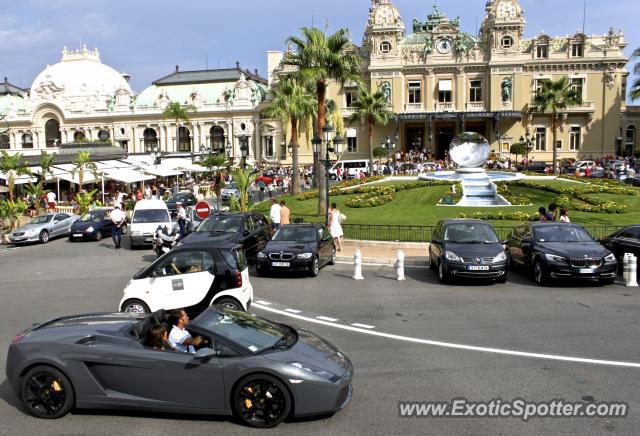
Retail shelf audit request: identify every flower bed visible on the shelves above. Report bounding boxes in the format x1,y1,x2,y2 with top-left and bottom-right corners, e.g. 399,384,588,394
458,211,537,221
512,180,638,197
496,183,531,206
559,175,626,186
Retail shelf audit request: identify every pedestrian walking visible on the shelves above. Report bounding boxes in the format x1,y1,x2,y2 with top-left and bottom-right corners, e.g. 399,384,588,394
269,198,281,231
328,202,344,252
110,205,126,249
280,200,290,226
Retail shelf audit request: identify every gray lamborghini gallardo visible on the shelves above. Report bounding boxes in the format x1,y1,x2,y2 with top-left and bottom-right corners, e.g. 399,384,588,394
6,307,353,428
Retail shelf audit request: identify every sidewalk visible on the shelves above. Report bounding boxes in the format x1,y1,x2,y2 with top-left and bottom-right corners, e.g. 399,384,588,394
337,239,429,266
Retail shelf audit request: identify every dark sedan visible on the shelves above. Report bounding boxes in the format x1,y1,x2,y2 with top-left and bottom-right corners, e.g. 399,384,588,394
6,307,353,428
600,225,640,263
69,208,114,241
165,192,197,217
506,222,617,286
429,219,508,283
257,224,336,277
179,212,272,262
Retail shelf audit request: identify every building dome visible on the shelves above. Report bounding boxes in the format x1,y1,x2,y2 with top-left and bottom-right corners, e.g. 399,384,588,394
30,46,131,101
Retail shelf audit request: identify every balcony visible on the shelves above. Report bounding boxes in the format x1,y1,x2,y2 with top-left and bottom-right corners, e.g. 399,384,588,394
404,103,424,112
341,107,357,117
465,102,485,112
566,102,596,113
435,102,455,112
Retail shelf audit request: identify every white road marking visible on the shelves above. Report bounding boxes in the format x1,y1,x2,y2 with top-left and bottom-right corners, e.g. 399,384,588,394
316,316,339,322
255,300,272,305
253,303,640,369
351,323,375,329
285,309,302,314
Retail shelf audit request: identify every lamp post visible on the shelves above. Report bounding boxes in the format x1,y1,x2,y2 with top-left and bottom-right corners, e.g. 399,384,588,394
380,134,397,165
287,141,293,157
239,136,249,169
152,144,161,168
312,122,343,225
225,141,233,164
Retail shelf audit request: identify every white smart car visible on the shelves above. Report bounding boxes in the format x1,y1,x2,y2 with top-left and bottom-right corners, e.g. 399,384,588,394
119,243,253,316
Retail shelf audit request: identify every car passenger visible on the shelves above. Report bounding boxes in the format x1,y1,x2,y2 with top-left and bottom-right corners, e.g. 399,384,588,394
145,324,174,351
168,309,205,353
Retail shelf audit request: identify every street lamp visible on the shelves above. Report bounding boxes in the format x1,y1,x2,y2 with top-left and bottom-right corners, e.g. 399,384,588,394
239,135,249,168
152,144,161,167
313,122,343,224
225,141,233,163
287,141,293,156
380,134,397,164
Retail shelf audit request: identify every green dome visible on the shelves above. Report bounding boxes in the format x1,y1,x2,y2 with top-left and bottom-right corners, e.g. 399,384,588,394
0,94,26,116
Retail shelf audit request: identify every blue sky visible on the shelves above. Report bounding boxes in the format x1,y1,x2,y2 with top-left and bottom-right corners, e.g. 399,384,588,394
1,0,638,98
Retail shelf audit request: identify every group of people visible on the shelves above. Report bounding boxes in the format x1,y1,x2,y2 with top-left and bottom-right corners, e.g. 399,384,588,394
144,308,207,353
538,203,570,223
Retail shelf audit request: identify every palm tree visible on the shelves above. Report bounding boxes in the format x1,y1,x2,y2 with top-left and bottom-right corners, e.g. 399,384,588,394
631,47,640,101
162,102,195,153
70,151,98,189
197,153,228,211
0,151,32,201
348,87,395,175
532,77,582,175
284,27,362,215
263,78,316,195
38,150,56,187
232,167,257,212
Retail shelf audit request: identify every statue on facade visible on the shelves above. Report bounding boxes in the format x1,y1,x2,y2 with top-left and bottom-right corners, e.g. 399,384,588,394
422,35,434,56
380,81,392,103
501,78,512,103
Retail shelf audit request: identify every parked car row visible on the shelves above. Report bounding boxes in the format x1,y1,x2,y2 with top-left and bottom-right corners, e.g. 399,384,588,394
430,219,622,286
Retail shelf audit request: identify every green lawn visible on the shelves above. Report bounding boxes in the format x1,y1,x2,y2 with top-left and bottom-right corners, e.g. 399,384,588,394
254,180,640,229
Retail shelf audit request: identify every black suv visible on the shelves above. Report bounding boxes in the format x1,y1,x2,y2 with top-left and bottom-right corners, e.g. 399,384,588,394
429,219,508,283
178,212,272,262
506,222,617,286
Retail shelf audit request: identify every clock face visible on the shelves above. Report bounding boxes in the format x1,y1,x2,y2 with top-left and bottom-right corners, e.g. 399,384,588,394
436,38,452,54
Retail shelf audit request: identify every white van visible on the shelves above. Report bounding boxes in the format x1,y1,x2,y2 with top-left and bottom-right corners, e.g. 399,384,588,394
329,160,369,179
129,199,173,248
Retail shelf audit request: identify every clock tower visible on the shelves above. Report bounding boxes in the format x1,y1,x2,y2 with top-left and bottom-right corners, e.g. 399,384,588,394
480,0,526,54
364,0,405,67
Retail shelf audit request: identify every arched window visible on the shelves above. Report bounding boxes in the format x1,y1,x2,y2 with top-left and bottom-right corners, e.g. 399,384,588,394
74,131,86,142
45,119,61,147
210,126,225,152
22,133,33,149
178,126,191,152
98,130,110,142
0,134,9,149
143,128,158,153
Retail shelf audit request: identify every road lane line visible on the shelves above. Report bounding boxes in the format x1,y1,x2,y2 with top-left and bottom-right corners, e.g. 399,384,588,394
285,309,302,314
351,323,375,329
252,303,640,369
255,300,272,305
316,316,339,322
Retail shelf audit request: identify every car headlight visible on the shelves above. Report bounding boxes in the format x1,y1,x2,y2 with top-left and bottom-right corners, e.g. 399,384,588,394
445,250,462,262
493,251,507,263
85,226,94,233
257,252,268,259
288,362,338,381
544,253,567,263
297,253,313,260
604,253,616,262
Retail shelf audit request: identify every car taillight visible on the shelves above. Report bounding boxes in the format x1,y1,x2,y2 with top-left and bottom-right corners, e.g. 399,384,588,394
236,271,242,288
11,333,27,344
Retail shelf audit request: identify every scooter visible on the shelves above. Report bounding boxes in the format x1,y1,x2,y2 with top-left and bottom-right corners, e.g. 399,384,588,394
153,225,180,258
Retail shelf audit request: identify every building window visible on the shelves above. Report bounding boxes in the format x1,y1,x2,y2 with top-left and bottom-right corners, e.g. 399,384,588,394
627,126,636,150
408,81,421,104
143,128,158,153
536,44,548,58
622,77,628,101
264,136,274,157
22,133,33,149
178,127,191,152
469,80,482,102
535,127,547,151
438,80,452,103
0,134,9,149
210,126,225,152
345,89,357,107
45,119,61,147
569,126,581,150
556,140,563,150
571,42,584,57
346,128,357,153
98,130,110,142
380,41,392,53
73,131,86,142
501,35,514,49
570,78,584,98
534,78,550,95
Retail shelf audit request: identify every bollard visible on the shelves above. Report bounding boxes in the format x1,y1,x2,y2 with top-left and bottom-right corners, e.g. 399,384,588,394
395,250,406,281
626,253,638,287
353,249,364,280
623,253,630,284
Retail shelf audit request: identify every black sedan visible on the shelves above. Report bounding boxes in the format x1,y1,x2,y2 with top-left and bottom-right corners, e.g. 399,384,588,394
68,208,113,242
6,307,353,428
179,212,272,262
600,225,640,262
257,224,336,277
429,219,508,283
506,222,617,286
165,192,197,217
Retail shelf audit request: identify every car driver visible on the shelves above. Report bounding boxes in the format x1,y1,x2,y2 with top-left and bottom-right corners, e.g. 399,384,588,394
168,309,206,353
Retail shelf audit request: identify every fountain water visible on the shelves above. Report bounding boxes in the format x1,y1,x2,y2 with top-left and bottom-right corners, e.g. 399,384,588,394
418,132,523,206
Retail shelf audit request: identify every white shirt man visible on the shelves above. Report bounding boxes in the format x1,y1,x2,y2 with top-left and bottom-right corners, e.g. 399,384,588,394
110,207,126,225
169,309,203,353
46,191,56,204
270,200,281,229
144,185,151,199
176,203,187,220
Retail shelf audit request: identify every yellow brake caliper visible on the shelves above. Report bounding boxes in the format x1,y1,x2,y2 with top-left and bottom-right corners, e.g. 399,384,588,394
51,380,63,392
244,386,254,409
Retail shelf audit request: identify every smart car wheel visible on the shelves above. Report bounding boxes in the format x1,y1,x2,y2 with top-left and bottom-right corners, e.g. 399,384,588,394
120,299,150,313
310,255,320,277
233,374,291,428
215,297,244,311
39,230,49,244
21,365,75,419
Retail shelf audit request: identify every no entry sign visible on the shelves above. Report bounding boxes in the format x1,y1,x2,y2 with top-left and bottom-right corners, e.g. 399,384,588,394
195,201,211,220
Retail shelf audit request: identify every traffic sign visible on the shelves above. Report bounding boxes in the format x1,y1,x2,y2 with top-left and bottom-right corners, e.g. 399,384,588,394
195,201,211,220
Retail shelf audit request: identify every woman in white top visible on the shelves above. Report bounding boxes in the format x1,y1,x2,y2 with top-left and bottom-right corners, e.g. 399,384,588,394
328,202,344,252
559,208,570,223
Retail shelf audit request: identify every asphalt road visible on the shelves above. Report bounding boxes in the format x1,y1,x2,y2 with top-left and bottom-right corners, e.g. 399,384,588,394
0,237,639,435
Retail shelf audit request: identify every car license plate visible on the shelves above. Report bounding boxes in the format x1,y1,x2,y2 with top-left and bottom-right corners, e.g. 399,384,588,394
467,265,490,271
579,268,595,274
73,234,83,238
144,238,153,242
272,262,290,267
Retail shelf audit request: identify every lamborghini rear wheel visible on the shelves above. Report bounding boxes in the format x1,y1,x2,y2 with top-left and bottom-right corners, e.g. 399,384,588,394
21,365,75,419
233,374,291,428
